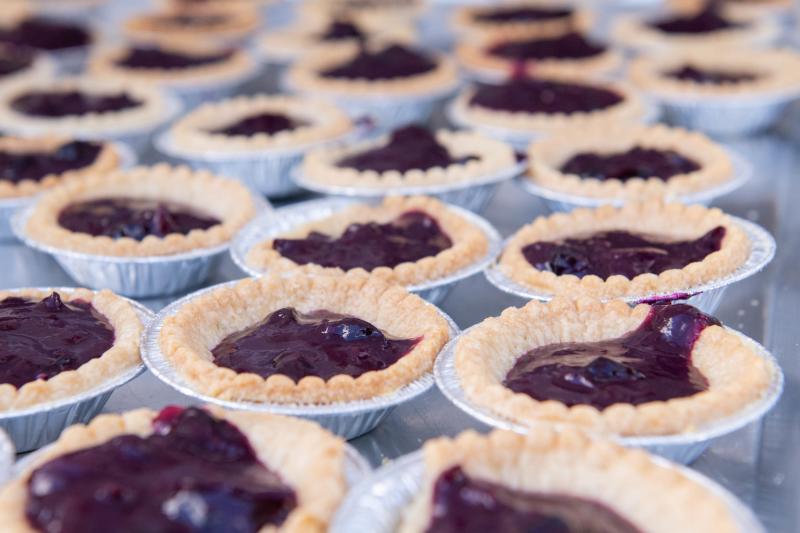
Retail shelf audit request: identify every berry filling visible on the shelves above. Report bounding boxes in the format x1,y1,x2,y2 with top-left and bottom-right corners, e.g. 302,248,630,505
427,466,642,533
474,6,573,23
319,20,366,41
212,307,420,381
469,78,623,114
116,46,234,70
11,90,142,118
0,292,114,389
273,210,453,271
320,44,437,80
503,304,718,409
25,406,297,533
487,33,606,62
336,125,478,173
560,146,701,181
649,7,742,34
57,198,220,240
152,14,228,28
210,112,305,137
522,226,725,279
0,140,103,184
664,65,759,84
0,50,34,77
0,17,90,51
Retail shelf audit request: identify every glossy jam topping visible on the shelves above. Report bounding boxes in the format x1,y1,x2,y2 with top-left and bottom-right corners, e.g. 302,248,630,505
470,78,623,114
116,46,234,70
560,146,701,181
487,33,606,61
427,466,643,533
336,125,478,173
212,307,420,381
665,65,758,84
25,406,297,533
320,44,437,80
210,112,305,137
0,140,103,184
11,90,142,118
319,20,365,41
273,210,453,271
57,198,220,240
0,50,33,77
503,304,718,409
0,17,90,51
474,6,572,23
0,292,114,389
650,7,741,34
522,226,725,279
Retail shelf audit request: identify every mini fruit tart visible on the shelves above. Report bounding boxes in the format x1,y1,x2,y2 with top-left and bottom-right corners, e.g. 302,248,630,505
613,4,779,52
159,274,450,404
300,124,517,189
0,77,171,140
24,164,257,256
245,196,490,286
400,428,751,532
0,288,143,411
0,136,121,199
497,202,751,300
123,5,260,45
0,45,51,88
454,298,778,437
527,124,736,201
0,405,347,532
0,12,93,56
451,1,591,41
457,31,622,80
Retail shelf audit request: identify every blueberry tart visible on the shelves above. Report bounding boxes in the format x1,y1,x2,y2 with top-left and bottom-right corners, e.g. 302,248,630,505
452,1,591,41
0,12,93,55
124,6,260,44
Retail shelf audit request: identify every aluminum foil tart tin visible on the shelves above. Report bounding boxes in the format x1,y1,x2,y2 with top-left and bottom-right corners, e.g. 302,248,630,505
329,448,766,533
484,215,776,315
0,288,154,452
0,427,13,485
229,197,503,305
11,193,271,298
434,325,783,465
167,59,262,110
141,279,461,441
292,160,527,213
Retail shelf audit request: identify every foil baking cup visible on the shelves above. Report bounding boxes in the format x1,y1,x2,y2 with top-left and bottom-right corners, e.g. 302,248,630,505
229,197,503,305
141,279,460,440
0,427,13,484
292,160,527,212
434,325,783,465
518,150,753,213
167,59,262,110
11,194,271,298
329,448,766,533
0,288,154,452
484,216,775,315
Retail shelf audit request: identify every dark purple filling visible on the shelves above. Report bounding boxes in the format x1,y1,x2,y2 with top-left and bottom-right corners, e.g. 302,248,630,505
522,226,725,279
664,65,759,84
474,6,572,23
25,406,297,533
319,20,365,41
487,33,606,61
427,466,643,533
650,7,742,34
0,140,103,184
57,198,220,240
560,146,701,181
503,304,718,409
116,46,234,70
0,292,114,389
336,125,478,173
212,307,420,381
153,14,228,28
0,49,34,77
210,112,305,137
469,78,623,114
320,44,437,80
273,210,453,271
10,90,142,118
0,17,90,51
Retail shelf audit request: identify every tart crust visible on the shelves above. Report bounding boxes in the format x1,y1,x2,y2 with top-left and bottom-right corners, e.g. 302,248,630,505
25,164,258,257
245,196,490,286
0,288,143,411
286,42,459,97
498,202,751,299
0,136,121,199
0,76,170,138
452,2,592,41
159,274,451,404
629,48,800,99
299,0,424,25
0,406,347,533
123,5,260,44
454,298,776,437
527,124,735,200
168,94,353,154
400,429,742,532
300,129,517,189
